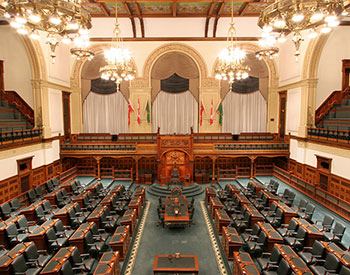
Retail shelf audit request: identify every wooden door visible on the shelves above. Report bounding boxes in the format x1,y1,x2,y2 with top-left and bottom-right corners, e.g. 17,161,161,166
342,60,350,90
20,174,30,193
62,92,71,141
319,173,328,191
279,91,287,139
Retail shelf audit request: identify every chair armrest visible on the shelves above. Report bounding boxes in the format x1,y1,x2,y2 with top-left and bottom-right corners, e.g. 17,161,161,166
98,229,107,233
244,229,253,233
261,252,272,258
302,246,313,252
312,259,326,265
280,223,289,228
80,253,91,258
37,249,49,255
265,264,278,271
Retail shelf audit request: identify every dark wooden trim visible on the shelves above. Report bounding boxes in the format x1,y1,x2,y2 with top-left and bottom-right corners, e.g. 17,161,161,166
0,135,60,152
0,60,3,94
213,2,225,37
62,91,71,142
290,135,350,150
90,36,259,42
100,3,111,16
278,91,287,140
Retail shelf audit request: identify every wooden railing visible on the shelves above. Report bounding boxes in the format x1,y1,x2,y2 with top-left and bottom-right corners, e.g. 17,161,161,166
0,90,34,125
308,127,350,145
0,128,42,146
273,165,350,220
315,87,350,125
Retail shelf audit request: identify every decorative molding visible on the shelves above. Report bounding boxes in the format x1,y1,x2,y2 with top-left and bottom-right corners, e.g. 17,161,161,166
277,78,319,92
200,201,228,275
90,37,260,42
124,201,150,275
142,43,209,86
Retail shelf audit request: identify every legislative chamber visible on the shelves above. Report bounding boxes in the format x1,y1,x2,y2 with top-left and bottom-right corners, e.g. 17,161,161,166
0,0,350,274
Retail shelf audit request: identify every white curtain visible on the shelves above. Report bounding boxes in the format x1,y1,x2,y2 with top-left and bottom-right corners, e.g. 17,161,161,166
222,90,267,134
152,91,198,134
83,92,129,134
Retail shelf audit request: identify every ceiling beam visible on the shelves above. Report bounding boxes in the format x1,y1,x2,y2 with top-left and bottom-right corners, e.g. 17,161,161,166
213,1,225,37
238,2,249,16
122,1,137,37
99,3,111,16
172,1,177,17
205,1,215,37
97,0,253,3
134,1,145,37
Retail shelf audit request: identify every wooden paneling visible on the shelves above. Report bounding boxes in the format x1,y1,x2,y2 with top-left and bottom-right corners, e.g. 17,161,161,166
0,159,61,204
194,157,212,171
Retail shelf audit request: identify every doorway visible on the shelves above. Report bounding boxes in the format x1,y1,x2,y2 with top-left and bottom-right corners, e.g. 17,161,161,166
62,91,71,141
17,157,33,193
279,91,287,139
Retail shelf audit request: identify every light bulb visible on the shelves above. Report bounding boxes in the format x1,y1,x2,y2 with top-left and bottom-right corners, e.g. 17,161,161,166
49,13,61,25
277,35,286,43
292,12,304,22
308,29,318,39
328,20,340,27
321,26,331,33
62,35,71,44
263,25,273,33
29,31,40,40
10,21,22,29
67,20,79,30
311,9,324,21
274,17,285,28
79,27,88,35
15,16,27,24
17,28,28,35
325,14,337,23
29,13,41,23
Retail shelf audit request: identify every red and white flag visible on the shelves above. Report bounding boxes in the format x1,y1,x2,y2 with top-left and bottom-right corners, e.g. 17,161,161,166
210,99,214,125
128,99,134,126
137,98,141,125
200,100,205,126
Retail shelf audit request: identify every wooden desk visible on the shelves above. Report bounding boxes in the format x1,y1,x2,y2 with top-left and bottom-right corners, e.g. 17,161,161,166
69,222,94,254
120,209,137,235
86,182,100,196
144,174,152,185
233,252,260,275
61,180,74,193
222,227,243,260
209,196,223,218
262,190,279,207
29,219,60,250
292,218,324,247
128,196,142,218
214,209,231,235
0,241,34,275
257,222,284,252
44,188,63,206
276,202,298,224
153,255,199,275
226,184,240,197
100,193,116,210
87,205,106,229
164,197,190,228
243,205,264,228
321,241,350,268
250,181,265,196
109,225,130,261
275,244,313,275
54,202,77,226
133,187,146,205
72,192,90,208
40,247,75,275
21,200,46,221
111,185,124,197
94,251,120,275
205,187,216,205
234,193,250,208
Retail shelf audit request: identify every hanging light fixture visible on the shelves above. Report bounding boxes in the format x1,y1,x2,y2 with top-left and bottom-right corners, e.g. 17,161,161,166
258,0,344,61
70,36,94,61
1,0,92,63
99,1,135,89
215,0,250,88
255,32,279,60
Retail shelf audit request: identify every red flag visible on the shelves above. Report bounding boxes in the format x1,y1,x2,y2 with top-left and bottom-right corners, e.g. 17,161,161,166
200,100,205,126
128,99,134,126
210,99,214,125
137,98,141,125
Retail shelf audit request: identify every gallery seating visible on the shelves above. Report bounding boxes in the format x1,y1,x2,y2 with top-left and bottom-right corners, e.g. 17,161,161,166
277,218,299,237
45,227,69,252
262,258,290,275
17,215,39,234
257,246,282,271
310,252,341,275
11,254,41,275
323,222,346,243
297,203,315,221
246,231,267,256
23,241,52,268
314,214,335,232
70,245,96,273
284,226,307,251
5,223,29,247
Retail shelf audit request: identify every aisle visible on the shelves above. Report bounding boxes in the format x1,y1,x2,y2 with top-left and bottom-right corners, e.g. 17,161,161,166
131,186,224,275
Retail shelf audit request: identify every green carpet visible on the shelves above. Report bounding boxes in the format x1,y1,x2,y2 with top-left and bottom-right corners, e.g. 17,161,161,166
130,184,224,275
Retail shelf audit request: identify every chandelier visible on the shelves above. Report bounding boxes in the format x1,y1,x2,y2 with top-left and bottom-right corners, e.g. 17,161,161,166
99,3,135,88
70,36,94,61
215,0,250,87
1,0,91,62
255,34,279,60
258,0,344,61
